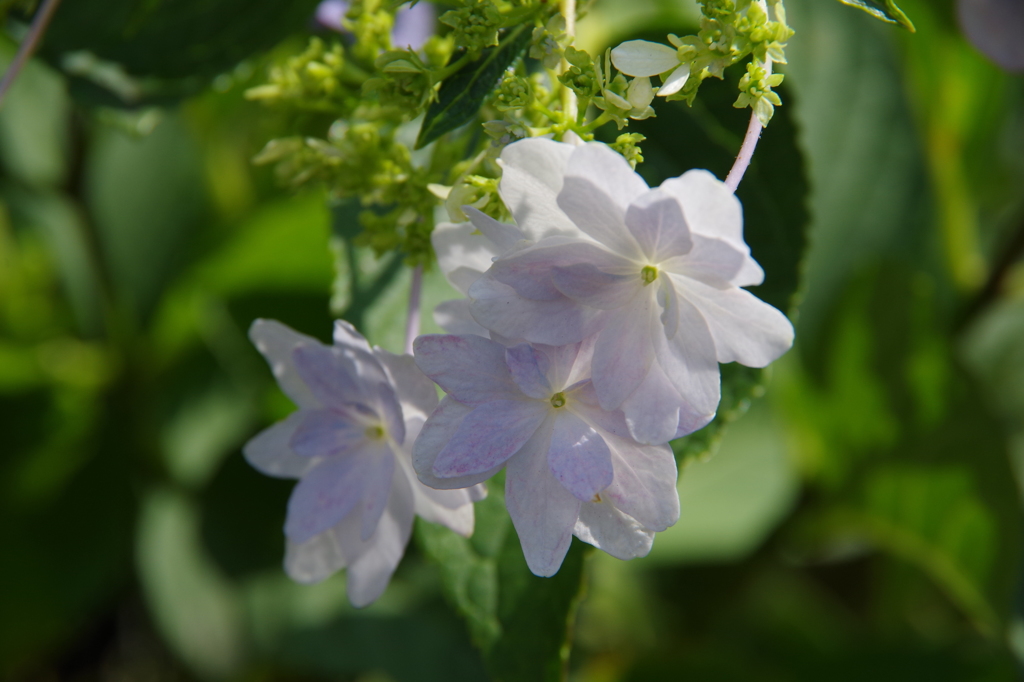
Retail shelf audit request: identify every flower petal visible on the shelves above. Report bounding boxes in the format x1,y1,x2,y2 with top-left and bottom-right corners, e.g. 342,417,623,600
682,278,795,367
663,235,746,287
551,262,639,310
432,220,501,295
465,207,525,253
591,292,657,411
433,298,490,336
505,344,553,399
284,447,375,543
359,448,396,541
249,319,323,409
548,411,614,502
657,63,690,96
574,500,654,560
654,293,722,416
345,464,415,607
433,399,548,478
611,40,681,77
292,342,360,409
498,137,580,240
289,409,368,458
468,275,606,346
603,437,679,531
375,349,440,420
413,334,519,404
284,524,353,585
659,170,745,249
504,418,582,576
244,411,317,478
624,188,693,262
558,145,649,259
413,397,504,489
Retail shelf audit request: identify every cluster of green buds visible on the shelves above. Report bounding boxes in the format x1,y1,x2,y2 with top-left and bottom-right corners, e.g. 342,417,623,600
611,0,792,122
244,38,357,114
559,48,655,129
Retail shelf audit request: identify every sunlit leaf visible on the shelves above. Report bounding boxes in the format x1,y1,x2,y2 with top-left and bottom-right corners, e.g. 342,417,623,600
835,0,916,31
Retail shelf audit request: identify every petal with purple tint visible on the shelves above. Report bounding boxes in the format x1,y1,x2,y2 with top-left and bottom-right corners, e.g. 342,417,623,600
498,138,579,240
663,235,746,288
284,449,373,544
573,500,654,560
358,445,396,541
432,221,502,295
249,319,323,409
655,294,721,416
548,411,614,502
244,411,318,479
591,292,657,411
468,276,606,346
345,464,415,607
551,262,639,310
433,298,490,336
504,418,582,576
505,344,553,399
374,350,439,421
289,409,368,458
432,399,548,478
659,170,745,248
292,342,361,409
603,436,679,531
414,334,519,403
624,188,693,262
413,397,504,490
465,207,526,253
682,278,794,367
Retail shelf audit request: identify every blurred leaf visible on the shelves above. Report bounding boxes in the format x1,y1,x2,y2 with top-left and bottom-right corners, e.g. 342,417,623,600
961,296,1024,430
836,0,916,31
417,479,589,681
137,488,245,678
85,114,208,323
784,0,931,346
0,37,71,187
653,398,798,564
416,25,533,149
34,0,321,104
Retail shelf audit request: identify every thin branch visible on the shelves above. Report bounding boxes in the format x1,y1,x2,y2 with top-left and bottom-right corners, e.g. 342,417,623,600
958,214,1024,329
404,264,423,355
0,0,63,110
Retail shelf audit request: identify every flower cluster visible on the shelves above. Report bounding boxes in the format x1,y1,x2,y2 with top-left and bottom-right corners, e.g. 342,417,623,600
244,319,482,606
423,137,794,574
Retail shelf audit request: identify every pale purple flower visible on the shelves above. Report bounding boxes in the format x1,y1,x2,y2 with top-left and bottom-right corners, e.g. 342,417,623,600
316,0,436,51
465,139,794,445
244,319,482,607
413,333,680,576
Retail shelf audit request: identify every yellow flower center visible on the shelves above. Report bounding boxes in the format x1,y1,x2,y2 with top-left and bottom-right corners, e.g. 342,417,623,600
641,265,658,285
550,392,566,408
365,425,385,440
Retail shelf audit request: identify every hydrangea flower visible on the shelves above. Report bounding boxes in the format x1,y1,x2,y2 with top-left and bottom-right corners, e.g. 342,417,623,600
244,319,482,606
465,139,794,445
413,333,680,576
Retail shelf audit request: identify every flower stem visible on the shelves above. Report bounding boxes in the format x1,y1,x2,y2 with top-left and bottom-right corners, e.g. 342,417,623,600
560,0,578,124
724,0,770,193
404,264,423,355
0,0,63,111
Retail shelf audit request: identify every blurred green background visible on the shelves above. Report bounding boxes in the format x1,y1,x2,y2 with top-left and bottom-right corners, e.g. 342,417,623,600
2,0,1024,679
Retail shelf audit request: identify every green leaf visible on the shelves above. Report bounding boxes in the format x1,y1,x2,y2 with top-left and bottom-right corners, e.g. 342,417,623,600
31,0,322,104
835,0,916,31
417,478,590,682
415,25,533,150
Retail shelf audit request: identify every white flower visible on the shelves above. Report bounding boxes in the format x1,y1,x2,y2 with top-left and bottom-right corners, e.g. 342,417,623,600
244,319,483,607
611,40,691,97
466,140,794,445
413,333,680,576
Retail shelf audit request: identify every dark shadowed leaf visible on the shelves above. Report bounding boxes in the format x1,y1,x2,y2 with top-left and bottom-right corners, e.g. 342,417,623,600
415,25,533,149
